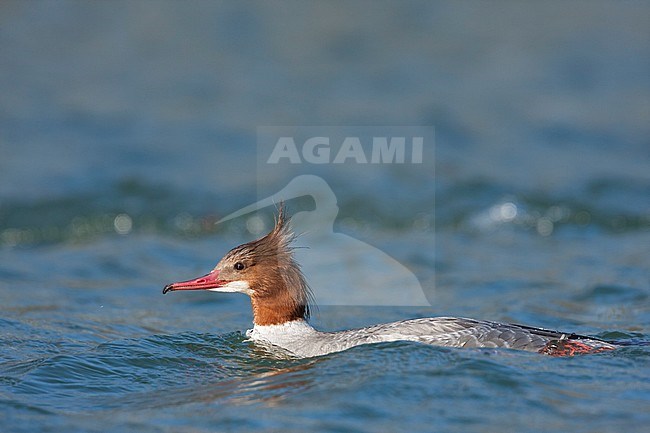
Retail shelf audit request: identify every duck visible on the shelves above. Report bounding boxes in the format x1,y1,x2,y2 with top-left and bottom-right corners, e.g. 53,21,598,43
163,206,615,358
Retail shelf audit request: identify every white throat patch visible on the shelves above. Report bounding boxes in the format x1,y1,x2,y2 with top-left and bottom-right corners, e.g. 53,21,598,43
208,280,253,295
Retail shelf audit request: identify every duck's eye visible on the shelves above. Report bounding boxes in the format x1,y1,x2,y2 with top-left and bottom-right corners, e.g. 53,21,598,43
234,262,245,271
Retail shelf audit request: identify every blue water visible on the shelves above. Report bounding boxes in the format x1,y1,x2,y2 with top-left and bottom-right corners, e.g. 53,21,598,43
1,2,650,432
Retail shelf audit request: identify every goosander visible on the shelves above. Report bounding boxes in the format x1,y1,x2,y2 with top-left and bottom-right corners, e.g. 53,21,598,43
163,207,615,358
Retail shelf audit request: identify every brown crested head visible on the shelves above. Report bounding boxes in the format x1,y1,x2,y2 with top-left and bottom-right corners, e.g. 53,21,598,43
163,205,313,326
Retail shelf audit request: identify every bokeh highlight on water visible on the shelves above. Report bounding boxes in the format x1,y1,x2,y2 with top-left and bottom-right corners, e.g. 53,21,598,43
1,2,649,432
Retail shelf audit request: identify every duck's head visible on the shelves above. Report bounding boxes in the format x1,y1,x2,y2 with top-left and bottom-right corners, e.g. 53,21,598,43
163,206,313,326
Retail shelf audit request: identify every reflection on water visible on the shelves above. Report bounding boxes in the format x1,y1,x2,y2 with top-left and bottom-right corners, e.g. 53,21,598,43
100,356,321,410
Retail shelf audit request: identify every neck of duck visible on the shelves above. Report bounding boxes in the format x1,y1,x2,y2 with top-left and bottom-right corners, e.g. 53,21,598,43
251,293,307,326
249,265,312,327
